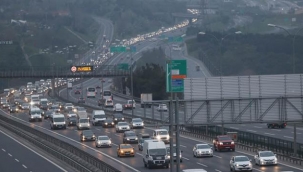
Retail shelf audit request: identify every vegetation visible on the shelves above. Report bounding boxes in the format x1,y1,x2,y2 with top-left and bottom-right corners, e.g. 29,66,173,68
186,31,303,76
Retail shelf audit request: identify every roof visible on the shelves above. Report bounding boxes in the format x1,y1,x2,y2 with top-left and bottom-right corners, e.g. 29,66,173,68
182,169,207,172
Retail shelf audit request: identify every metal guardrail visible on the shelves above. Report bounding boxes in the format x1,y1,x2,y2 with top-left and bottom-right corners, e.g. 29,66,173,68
0,113,120,172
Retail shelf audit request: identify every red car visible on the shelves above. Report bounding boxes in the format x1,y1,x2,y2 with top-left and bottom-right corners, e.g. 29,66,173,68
74,90,81,94
213,135,235,152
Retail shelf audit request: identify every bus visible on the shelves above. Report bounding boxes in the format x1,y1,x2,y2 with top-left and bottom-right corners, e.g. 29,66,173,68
86,87,96,98
102,90,113,100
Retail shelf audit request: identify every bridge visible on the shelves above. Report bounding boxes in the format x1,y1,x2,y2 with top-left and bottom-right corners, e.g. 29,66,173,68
186,4,218,9
0,65,130,78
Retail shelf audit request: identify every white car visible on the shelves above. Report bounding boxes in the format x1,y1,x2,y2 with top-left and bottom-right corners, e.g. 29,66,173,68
113,103,123,112
230,156,253,172
95,135,112,148
77,118,90,130
254,150,278,166
157,104,168,112
130,118,144,129
115,122,130,133
193,144,213,157
105,99,114,108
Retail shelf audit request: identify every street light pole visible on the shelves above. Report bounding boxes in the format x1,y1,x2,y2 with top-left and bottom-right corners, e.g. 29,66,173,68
130,54,134,118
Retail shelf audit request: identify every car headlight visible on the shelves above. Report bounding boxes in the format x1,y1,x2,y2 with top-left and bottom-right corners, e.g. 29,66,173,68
31,116,33,118
111,122,114,125
127,138,130,140
231,141,234,144
274,157,278,161
219,142,223,145
131,149,134,152
88,123,90,126
109,140,111,144
167,135,170,139
135,138,138,140
79,124,82,127
115,118,117,120
235,164,239,167
122,118,124,120
120,150,124,153
105,123,108,125
156,135,161,140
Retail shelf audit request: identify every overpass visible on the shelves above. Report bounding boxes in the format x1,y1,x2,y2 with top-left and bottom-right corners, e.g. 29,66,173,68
0,65,130,78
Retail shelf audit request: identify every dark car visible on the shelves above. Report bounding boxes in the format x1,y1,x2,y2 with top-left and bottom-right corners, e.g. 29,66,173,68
67,116,77,126
14,99,23,105
2,102,10,108
102,119,115,128
98,99,105,106
9,104,19,113
44,110,54,119
123,131,138,144
267,122,286,129
112,113,125,124
80,130,96,142
74,90,81,94
78,97,85,103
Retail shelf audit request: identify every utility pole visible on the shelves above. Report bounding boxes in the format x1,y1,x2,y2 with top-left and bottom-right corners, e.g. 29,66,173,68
175,96,180,171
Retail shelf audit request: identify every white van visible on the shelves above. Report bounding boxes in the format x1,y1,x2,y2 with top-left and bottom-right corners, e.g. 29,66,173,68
29,106,42,122
50,113,66,130
143,140,169,169
91,110,106,126
113,103,123,112
77,118,90,130
152,129,170,144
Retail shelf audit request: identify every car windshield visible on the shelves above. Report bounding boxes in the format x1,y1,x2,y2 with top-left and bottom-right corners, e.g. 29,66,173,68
52,105,59,108
94,115,105,118
105,119,113,122
157,131,168,135
133,119,142,122
103,91,111,96
114,114,123,118
31,110,40,114
53,117,65,122
107,100,113,103
218,137,231,141
83,130,93,135
79,119,89,123
121,145,132,149
235,156,249,162
41,101,47,105
98,136,109,140
260,152,275,157
149,148,166,155
126,132,136,136
78,107,85,111
69,117,77,120
118,122,127,126
197,145,210,149
66,103,72,106
22,103,29,106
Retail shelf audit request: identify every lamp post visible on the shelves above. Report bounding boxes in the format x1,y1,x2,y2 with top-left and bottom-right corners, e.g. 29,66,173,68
130,55,134,118
198,31,242,75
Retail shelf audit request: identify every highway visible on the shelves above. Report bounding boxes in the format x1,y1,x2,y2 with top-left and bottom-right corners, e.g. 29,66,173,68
0,127,68,172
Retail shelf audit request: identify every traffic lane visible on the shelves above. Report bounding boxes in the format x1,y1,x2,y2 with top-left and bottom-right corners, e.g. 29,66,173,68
4,111,140,172
225,123,303,143
0,128,67,172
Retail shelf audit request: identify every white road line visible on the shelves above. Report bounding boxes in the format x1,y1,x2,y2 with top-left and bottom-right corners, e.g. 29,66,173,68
284,136,293,139
180,145,186,148
2,148,5,152
115,134,120,137
246,130,257,133
280,171,294,172
105,131,110,133
15,159,19,162
22,164,27,169
229,127,239,130
95,128,100,130
111,143,118,146
136,153,143,156
254,126,262,128
8,153,12,157
0,128,68,172
291,132,302,134
215,169,222,172
213,155,222,158
183,157,189,160
273,129,281,132
240,124,246,126
197,162,207,167
264,133,275,136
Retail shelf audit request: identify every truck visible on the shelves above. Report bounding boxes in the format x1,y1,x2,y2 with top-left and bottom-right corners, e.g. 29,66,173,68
77,111,88,119
30,94,40,106
67,82,72,89
141,93,152,108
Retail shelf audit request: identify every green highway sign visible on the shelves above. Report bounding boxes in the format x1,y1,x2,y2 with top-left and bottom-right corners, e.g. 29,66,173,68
168,36,183,42
118,63,129,70
166,60,187,92
110,46,126,52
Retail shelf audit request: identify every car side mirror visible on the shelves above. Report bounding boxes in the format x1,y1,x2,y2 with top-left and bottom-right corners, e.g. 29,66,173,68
146,155,149,158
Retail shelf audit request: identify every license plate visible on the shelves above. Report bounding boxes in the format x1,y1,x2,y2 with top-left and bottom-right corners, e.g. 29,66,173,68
225,147,230,148
157,164,162,166
266,162,272,164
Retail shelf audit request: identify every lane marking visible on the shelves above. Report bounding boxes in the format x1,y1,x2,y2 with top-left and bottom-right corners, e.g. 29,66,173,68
229,127,239,130
105,131,110,133
112,143,118,146
8,153,12,157
115,134,120,137
183,157,189,160
136,153,143,156
254,126,262,128
283,136,293,139
213,155,222,158
15,158,19,162
22,164,27,169
197,162,207,167
0,128,68,172
246,130,257,133
264,133,275,136
215,169,222,172
2,148,5,152
180,145,186,148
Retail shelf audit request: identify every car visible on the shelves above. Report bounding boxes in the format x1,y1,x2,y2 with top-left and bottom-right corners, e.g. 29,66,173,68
96,85,101,89
77,118,90,130
130,118,144,129
123,100,136,110
254,150,278,166
123,131,138,144
193,144,213,157
213,135,235,152
67,116,77,126
138,133,151,151
112,113,125,124
43,110,55,119
166,145,183,162
152,129,170,144
76,85,81,89
267,122,286,128
230,155,253,171
98,99,105,106
74,90,81,94
117,144,135,157
20,102,30,110
50,104,60,112
105,99,114,108
80,130,96,142
64,103,74,112
113,103,123,112
9,104,19,113
78,97,85,103
95,135,112,148
157,104,168,112
115,122,130,133
2,102,10,108
102,119,115,128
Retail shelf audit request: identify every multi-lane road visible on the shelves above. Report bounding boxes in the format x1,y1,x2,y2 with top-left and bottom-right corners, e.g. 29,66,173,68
0,126,68,172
